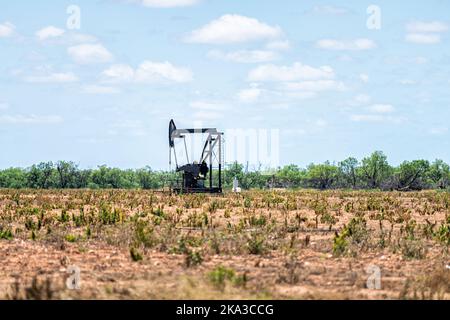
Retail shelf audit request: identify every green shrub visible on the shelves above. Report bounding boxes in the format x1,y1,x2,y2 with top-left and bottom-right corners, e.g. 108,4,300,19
185,249,203,267
208,265,235,290
0,227,13,240
333,217,368,256
247,232,265,255
401,239,426,259
130,247,143,262
134,220,154,247
65,234,77,242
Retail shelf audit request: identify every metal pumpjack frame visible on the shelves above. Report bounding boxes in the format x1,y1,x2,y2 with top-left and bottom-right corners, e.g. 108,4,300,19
169,119,223,194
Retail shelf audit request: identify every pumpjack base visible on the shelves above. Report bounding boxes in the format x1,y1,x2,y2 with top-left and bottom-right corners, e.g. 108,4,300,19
173,187,222,194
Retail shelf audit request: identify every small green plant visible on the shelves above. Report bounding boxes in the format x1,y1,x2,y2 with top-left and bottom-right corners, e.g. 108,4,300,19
130,247,143,262
434,217,449,245
85,226,92,238
134,220,154,247
99,204,121,225
152,206,166,219
185,249,203,267
65,234,77,243
249,215,267,227
333,229,349,256
59,210,70,223
247,232,265,255
332,217,368,256
244,197,252,208
0,227,14,240
208,265,235,290
400,238,426,260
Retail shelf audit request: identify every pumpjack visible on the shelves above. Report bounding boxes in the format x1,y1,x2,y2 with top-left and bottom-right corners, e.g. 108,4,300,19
169,119,223,194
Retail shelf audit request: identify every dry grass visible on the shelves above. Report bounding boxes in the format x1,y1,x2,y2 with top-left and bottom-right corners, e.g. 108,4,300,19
0,189,449,300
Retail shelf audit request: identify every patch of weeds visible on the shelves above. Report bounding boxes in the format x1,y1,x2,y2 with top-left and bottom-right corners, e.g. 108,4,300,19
85,226,92,238
184,211,209,228
59,210,70,223
65,234,77,243
249,215,267,227
400,238,426,260
247,232,266,255
152,206,166,219
134,220,155,247
99,204,121,225
333,217,369,256
25,218,37,231
0,226,13,240
207,265,235,290
400,268,449,299
130,247,143,262
185,249,203,267
434,217,449,246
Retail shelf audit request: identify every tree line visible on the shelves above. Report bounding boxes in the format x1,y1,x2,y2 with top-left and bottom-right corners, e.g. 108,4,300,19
0,151,449,191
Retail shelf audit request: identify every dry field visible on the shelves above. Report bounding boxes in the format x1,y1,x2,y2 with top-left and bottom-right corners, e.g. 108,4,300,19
0,189,449,300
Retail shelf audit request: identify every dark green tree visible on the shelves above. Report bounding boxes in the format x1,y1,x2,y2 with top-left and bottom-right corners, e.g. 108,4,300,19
360,151,391,188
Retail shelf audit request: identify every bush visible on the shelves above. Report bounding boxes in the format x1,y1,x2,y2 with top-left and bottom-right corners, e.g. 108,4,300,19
247,232,266,255
130,247,143,262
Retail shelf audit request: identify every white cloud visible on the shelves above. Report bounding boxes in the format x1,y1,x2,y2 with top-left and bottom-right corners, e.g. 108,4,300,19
367,104,394,114
282,80,345,92
68,33,97,43
406,21,448,33
187,102,226,121
429,127,448,135
185,14,282,44
0,114,63,124
207,49,278,63
313,5,348,15
0,22,15,38
0,102,9,110
405,21,448,45
102,64,135,82
350,114,384,122
350,94,371,106
135,61,193,83
399,79,417,85
359,73,369,83
189,101,227,111
139,0,199,8
109,119,148,137
102,61,193,84
351,103,403,123
82,85,120,94
238,87,262,103
265,40,291,51
315,119,328,127
24,72,78,83
36,26,65,40
248,62,334,82
68,43,113,64
405,33,441,44
316,38,376,50
411,56,428,64
192,111,223,121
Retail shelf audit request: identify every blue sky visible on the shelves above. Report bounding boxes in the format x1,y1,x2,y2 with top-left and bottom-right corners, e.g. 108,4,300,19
1,0,449,170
